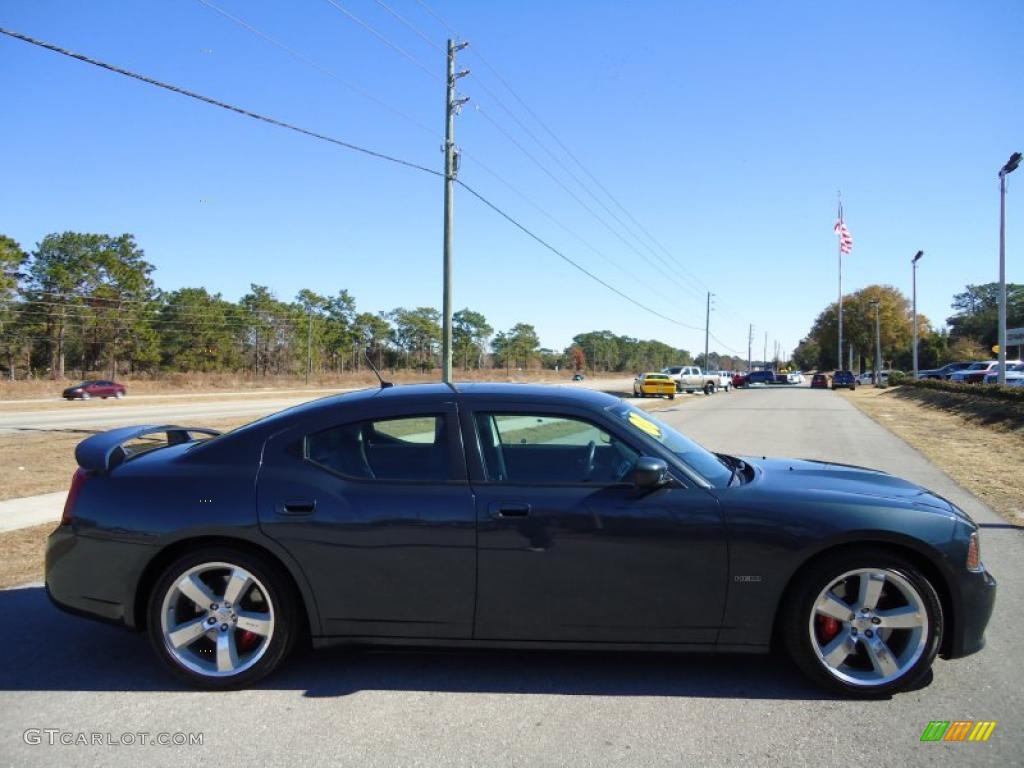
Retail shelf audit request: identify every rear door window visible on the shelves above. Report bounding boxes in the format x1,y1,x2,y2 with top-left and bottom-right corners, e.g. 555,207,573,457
306,414,452,482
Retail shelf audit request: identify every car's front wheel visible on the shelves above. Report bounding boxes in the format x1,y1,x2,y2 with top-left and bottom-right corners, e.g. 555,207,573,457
782,550,942,697
147,548,297,689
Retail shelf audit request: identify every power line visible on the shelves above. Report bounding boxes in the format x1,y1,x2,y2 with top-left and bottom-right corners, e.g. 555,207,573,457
412,0,458,35
467,71,706,297
194,5,690,318
473,104,706,306
371,0,444,53
413,0,750,330
0,26,708,335
320,0,441,82
0,26,442,179
457,180,704,331
196,0,439,138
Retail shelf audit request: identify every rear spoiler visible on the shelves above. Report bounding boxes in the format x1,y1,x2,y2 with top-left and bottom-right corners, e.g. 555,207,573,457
75,425,222,474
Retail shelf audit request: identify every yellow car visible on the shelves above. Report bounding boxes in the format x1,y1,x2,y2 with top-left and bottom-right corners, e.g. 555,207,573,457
633,372,676,399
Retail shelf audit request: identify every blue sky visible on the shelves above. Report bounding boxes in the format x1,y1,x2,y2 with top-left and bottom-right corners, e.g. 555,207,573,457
2,0,1021,358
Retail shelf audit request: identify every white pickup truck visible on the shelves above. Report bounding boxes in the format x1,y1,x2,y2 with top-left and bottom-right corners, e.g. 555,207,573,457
661,365,718,395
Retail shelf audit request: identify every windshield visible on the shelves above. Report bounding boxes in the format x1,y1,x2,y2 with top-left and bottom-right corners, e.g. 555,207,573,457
609,403,732,487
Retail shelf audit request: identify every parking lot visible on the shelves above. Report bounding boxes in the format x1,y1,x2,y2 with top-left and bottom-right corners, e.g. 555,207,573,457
0,386,1020,767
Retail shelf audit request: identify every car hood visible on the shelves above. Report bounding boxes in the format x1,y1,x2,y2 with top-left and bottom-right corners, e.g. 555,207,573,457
741,457,968,520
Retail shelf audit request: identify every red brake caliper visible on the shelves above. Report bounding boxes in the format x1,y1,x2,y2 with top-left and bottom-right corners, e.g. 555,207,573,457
816,615,841,642
236,630,260,651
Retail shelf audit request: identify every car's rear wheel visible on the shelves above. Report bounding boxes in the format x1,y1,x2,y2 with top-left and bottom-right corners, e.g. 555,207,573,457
703,383,714,395
147,547,296,689
782,551,942,697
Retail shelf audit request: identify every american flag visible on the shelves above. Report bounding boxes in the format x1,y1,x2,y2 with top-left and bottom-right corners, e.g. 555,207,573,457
834,206,853,254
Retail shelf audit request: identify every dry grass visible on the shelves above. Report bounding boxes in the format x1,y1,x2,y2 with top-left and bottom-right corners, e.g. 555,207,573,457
0,523,53,589
842,386,1024,525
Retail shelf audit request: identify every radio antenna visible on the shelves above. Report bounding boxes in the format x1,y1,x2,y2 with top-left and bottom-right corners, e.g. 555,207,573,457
363,349,393,389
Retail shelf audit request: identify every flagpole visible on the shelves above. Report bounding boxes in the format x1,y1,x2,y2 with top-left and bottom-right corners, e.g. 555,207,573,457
837,192,843,371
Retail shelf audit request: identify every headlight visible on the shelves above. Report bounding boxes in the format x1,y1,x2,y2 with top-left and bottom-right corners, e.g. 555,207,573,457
966,531,983,572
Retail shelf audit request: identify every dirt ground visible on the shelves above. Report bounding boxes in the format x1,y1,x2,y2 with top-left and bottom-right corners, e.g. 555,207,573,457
0,523,54,589
841,386,1024,526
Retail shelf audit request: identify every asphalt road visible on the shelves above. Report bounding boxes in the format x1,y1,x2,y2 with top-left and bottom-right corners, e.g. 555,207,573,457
0,386,1020,767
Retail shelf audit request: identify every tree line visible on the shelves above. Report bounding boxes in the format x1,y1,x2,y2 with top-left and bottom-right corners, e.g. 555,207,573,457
0,231,748,381
792,282,1024,372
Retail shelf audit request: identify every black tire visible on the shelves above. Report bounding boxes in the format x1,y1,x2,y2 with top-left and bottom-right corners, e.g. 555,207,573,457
669,393,675,400
780,549,942,698
703,383,714,395
633,389,639,398
146,546,297,690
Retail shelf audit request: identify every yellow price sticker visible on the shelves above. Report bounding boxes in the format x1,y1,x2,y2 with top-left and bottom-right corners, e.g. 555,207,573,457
628,411,662,438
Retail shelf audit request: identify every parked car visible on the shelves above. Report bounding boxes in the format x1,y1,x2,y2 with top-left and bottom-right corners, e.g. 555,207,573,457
916,362,973,380
982,362,1024,385
661,365,717,395
786,371,805,385
856,370,903,386
633,372,676,399
62,380,127,400
950,361,1021,385
715,371,733,392
47,382,995,695
572,373,585,382
744,370,776,386
832,371,856,390
810,373,830,389
732,372,747,388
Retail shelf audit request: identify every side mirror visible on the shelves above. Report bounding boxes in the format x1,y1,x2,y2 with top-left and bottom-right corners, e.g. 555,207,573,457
631,456,670,490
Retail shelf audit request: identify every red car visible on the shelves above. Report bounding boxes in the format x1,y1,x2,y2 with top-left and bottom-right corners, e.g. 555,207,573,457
62,380,127,400
810,373,830,389
732,372,747,388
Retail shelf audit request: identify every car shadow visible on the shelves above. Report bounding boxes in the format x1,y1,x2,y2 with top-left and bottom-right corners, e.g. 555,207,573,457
0,586,893,700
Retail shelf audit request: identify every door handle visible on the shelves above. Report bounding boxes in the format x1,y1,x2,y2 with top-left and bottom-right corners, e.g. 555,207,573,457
490,502,530,518
280,500,316,515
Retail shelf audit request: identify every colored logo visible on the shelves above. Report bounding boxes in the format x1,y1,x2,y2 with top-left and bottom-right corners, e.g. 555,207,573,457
920,721,997,742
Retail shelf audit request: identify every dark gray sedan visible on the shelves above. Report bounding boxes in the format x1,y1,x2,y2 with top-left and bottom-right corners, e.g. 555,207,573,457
46,383,995,695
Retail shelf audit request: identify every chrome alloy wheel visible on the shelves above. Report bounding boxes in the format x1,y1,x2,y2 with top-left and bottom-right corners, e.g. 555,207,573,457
808,568,928,687
159,562,275,678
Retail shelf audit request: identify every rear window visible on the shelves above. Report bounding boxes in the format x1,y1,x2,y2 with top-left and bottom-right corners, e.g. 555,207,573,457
306,414,451,482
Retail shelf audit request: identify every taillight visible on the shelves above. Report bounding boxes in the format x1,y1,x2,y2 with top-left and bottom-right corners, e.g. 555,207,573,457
966,531,982,572
62,468,88,526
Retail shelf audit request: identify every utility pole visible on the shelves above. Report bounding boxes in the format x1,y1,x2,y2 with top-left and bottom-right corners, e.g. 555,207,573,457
441,38,470,384
703,292,713,371
870,299,882,386
763,332,767,371
305,308,313,385
747,324,753,372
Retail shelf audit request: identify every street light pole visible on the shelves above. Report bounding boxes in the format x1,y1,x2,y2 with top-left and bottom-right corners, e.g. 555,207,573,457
870,299,882,387
912,250,923,380
998,152,1021,386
